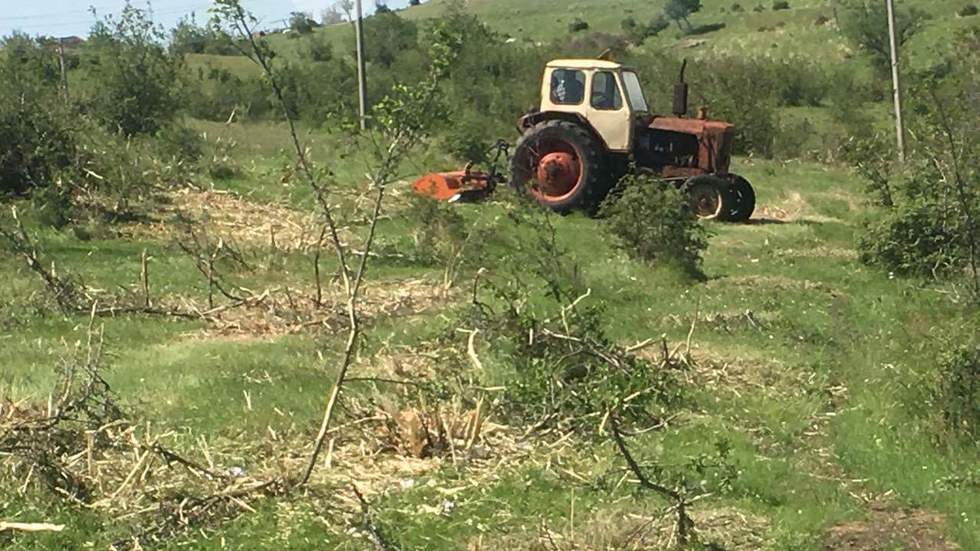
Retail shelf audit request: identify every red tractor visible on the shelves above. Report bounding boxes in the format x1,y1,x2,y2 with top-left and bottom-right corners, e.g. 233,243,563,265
510,58,754,220
414,58,755,221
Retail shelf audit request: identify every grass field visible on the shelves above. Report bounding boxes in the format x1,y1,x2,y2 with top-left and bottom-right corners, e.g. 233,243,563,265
1,115,977,549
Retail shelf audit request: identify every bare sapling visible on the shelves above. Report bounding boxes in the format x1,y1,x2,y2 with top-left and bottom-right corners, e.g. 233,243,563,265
212,0,464,485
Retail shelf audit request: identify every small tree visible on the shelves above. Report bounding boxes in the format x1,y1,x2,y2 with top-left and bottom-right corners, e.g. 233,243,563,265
363,11,418,67
839,0,928,76
664,0,703,30
857,29,979,298
320,7,344,25
0,34,76,195
599,173,709,279
86,4,183,136
289,11,319,34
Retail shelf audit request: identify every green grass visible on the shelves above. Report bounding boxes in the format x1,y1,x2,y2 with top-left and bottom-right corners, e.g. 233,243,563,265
3,144,978,548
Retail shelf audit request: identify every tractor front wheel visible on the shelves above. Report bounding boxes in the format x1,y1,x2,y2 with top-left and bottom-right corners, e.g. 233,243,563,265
684,175,735,220
726,175,756,222
510,120,608,212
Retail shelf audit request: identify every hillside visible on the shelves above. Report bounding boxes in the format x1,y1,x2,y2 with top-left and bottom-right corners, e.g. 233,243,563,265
301,0,974,68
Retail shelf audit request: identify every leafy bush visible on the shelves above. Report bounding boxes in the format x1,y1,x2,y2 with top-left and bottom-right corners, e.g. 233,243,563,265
0,34,77,195
959,5,978,17
858,30,979,294
156,125,204,164
453,203,684,433
363,11,418,67
840,0,929,76
936,345,980,440
170,16,240,55
772,1,790,10
568,18,590,33
288,12,319,34
495,299,682,432
630,15,670,43
599,173,709,279
84,4,184,136
187,67,275,122
205,137,242,181
303,34,333,62
665,0,703,30
858,173,971,278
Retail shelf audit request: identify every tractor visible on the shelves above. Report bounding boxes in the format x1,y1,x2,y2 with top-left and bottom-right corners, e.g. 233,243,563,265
510,58,755,220
413,58,755,221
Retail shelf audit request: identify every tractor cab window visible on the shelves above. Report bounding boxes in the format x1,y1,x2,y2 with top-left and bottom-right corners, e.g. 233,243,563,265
622,71,649,113
591,71,624,110
550,69,585,105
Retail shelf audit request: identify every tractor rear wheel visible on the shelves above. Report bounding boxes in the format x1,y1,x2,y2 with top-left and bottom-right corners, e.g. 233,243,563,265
510,120,609,212
726,176,756,222
684,175,735,220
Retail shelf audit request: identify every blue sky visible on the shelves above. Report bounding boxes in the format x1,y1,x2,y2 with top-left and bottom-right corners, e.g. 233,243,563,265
0,0,413,39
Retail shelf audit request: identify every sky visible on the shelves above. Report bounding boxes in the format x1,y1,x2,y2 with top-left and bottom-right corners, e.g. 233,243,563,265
0,0,413,39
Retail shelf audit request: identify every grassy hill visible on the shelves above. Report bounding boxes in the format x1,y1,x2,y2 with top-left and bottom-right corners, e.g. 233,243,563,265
297,0,975,68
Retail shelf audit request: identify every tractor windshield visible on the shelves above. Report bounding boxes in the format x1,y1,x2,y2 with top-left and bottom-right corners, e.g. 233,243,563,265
621,71,649,113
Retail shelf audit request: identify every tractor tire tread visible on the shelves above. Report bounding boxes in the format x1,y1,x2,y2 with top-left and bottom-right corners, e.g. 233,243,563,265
509,120,609,213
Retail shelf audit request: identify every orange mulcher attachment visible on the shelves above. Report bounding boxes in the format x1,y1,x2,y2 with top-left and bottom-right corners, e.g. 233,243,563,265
413,141,509,204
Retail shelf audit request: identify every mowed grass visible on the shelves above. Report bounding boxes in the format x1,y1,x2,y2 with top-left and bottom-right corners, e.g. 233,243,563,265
2,121,977,549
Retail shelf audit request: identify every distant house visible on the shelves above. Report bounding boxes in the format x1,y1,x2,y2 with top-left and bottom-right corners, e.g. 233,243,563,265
58,36,85,48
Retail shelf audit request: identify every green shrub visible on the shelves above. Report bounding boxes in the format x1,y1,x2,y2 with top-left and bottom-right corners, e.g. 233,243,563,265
170,16,240,55
840,0,929,76
731,3,744,12
958,5,978,17
772,1,790,10
496,300,682,432
156,124,204,163
84,4,184,136
568,18,590,33
0,34,77,195
288,12,319,34
936,345,980,441
363,11,418,67
599,173,709,279
204,136,242,181
858,31,979,293
303,34,333,62
665,0,703,30
858,161,977,279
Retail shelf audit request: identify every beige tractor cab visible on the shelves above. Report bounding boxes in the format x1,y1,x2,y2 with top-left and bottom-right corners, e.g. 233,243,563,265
511,58,755,221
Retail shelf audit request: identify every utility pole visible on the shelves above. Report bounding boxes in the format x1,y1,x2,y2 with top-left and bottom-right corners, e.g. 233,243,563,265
57,38,69,104
354,0,369,130
886,0,906,162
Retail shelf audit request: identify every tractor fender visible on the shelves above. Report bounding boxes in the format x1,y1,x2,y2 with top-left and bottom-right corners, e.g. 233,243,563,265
517,111,611,151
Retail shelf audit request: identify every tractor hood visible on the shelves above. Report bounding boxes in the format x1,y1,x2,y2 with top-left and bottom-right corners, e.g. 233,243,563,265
649,116,735,175
650,116,733,136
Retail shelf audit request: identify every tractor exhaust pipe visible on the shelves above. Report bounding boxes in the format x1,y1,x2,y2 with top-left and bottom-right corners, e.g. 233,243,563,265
673,59,688,117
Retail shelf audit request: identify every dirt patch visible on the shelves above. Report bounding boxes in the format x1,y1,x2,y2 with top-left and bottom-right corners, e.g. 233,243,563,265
490,505,770,550
756,191,842,224
773,246,858,261
707,274,838,294
118,189,321,252
824,501,959,550
188,278,452,341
